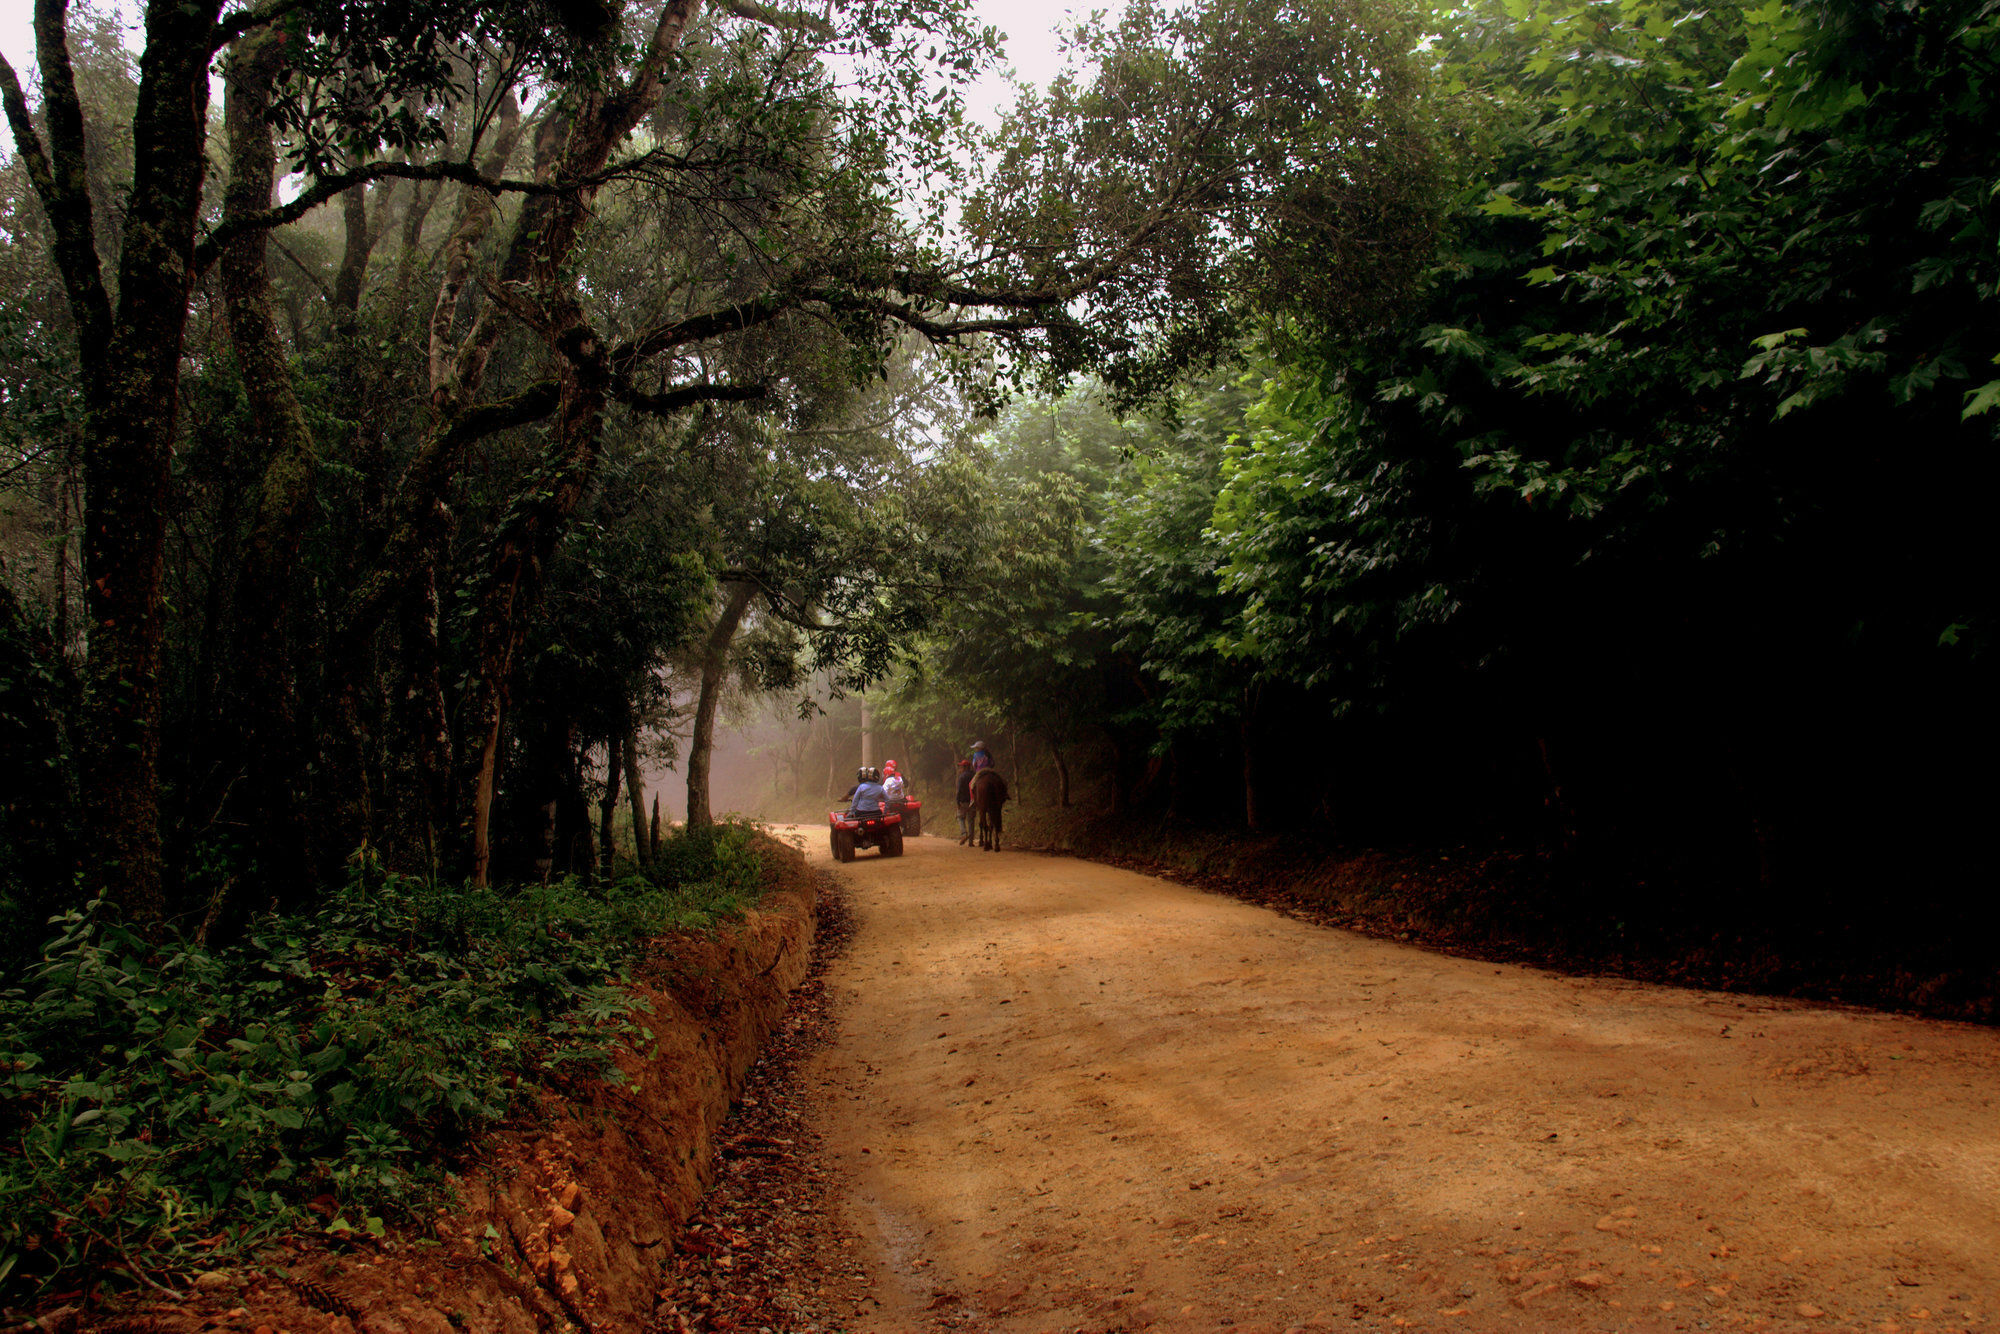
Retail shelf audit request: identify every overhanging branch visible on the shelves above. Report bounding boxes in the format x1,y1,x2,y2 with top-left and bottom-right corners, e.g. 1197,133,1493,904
613,379,768,418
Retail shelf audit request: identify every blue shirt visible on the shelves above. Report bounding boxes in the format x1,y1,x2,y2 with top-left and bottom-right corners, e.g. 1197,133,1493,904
850,781,887,814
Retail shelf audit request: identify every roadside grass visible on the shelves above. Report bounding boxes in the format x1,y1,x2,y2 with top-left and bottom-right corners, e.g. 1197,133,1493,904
0,821,771,1302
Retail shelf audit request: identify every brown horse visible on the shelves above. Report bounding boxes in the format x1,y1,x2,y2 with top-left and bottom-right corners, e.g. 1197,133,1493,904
970,768,1009,851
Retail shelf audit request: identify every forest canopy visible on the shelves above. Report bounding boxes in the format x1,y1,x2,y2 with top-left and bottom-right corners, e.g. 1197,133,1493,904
0,0,1438,930
883,0,1996,930
1,0,1996,1302
0,0,1987,946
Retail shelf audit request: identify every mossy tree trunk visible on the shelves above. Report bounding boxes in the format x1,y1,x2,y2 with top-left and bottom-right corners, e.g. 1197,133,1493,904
1,0,227,930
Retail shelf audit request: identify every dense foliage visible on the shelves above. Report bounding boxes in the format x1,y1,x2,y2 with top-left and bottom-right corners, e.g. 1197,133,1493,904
0,0,1432,926
902,0,1996,935
0,824,770,1295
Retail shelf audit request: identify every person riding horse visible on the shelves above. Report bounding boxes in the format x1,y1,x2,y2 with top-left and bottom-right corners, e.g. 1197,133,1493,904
970,765,1008,851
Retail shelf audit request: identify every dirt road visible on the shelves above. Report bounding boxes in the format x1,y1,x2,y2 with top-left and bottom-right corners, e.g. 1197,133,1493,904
772,826,2000,1334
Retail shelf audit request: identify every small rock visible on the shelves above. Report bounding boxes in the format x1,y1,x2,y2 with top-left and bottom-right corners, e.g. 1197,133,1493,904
549,1205,576,1234
558,1182,581,1211
1571,1273,1610,1291
194,1271,234,1290
1798,1304,1826,1319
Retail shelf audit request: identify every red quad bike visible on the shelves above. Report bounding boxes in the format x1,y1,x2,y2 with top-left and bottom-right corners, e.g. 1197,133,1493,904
887,796,923,837
828,806,905,862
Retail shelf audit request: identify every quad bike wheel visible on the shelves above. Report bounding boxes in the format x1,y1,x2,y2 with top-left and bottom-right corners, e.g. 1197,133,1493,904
905,809,922,837
832,828,855,862
884,824,905,857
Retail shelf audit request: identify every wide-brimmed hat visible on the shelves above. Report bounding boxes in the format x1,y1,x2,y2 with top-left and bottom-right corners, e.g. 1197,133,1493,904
971,740,986,750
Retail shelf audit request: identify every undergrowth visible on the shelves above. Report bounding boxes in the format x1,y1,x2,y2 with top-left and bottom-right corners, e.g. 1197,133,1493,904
0,821,770,1301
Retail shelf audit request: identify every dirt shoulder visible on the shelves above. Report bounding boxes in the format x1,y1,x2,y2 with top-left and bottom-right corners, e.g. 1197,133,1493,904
1000,808,1999,1026
785,826,2000,1334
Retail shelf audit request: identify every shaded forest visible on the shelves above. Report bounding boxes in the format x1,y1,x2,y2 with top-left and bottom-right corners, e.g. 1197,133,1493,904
877,0,1997,1003
0,0,1994,1304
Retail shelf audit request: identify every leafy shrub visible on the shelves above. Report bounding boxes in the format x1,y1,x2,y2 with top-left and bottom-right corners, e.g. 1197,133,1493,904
0,822,770,1298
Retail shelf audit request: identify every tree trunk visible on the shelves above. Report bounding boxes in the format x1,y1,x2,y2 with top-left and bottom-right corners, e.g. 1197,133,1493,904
649,795,662,860
684,579,757,830
0,0,230,928
549,722,591,880
217,29,321,907
623,719,651,868
1050,735,1072,809
467,561,528,888
598,737,620,882
1535,735,1579,860
1241,684,1264,833
390,565,451,872
1108,735,1128,817
0,567,80,908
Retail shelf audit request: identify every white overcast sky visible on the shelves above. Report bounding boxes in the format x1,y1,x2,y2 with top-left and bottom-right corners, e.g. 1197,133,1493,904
0,0,1101,153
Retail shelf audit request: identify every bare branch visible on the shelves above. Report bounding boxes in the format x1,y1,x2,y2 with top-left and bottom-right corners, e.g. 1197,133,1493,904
194,157,568,275
612,379,768,418
212,0,312,51
0,17,112,366
715,0,836,37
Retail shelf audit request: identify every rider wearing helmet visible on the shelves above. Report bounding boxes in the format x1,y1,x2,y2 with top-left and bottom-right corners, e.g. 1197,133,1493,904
882,760,907,804
850,766,887,816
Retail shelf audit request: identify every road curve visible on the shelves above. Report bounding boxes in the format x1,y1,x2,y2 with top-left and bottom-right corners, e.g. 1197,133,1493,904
769,825,2000,1333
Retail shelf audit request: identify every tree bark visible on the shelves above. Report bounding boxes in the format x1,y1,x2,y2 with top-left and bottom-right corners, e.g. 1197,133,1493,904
1535,735,1579,860
218,28,320,907
685,580,757,830
649,794,662,860
1,0,231,929
468,562,529,887
460,0,706,877
391,564,451,872
1241,684,1264,832
623,719,652,868
598,737,621,882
